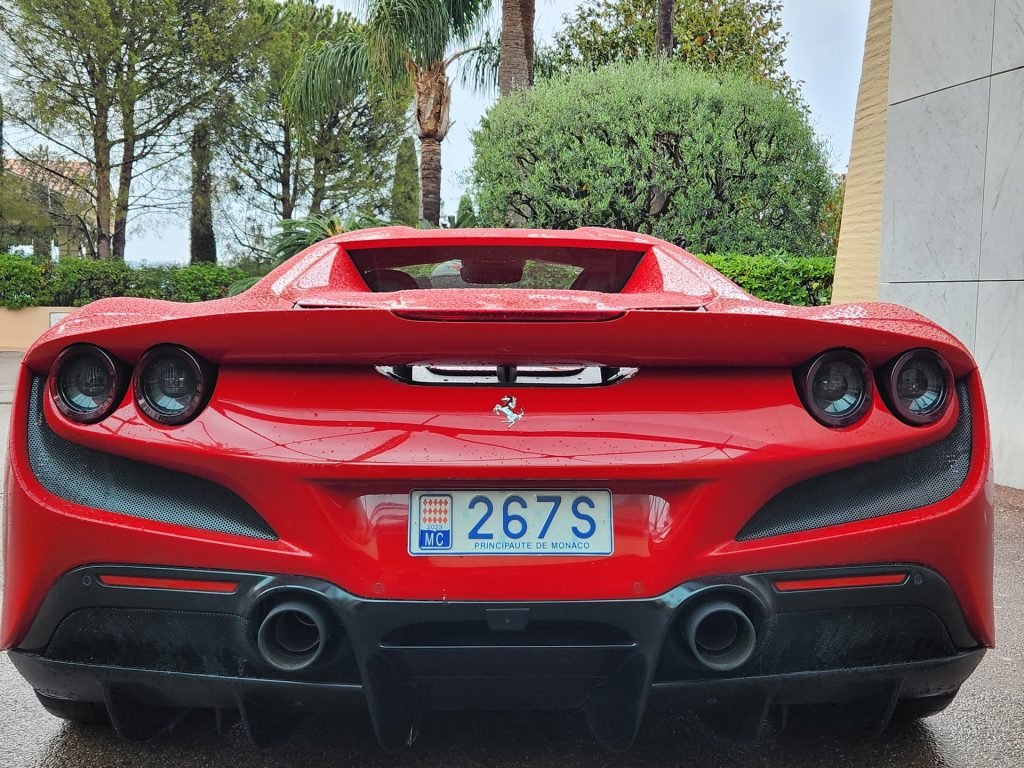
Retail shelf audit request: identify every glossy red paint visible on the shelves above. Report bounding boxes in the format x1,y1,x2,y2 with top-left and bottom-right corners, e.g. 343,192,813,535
96,575,239,593
1,228,995,651
774,573,909,592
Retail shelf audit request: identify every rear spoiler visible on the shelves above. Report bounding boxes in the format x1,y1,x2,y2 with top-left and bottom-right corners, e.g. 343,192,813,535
25,301,976,377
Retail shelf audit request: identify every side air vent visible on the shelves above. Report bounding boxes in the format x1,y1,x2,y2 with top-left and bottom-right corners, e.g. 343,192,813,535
376,364,638,387
737,380,972,540
26,377,277,540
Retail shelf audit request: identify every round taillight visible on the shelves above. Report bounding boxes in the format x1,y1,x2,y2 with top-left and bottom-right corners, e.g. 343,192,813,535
50,345,124,423
49,346,123,423
797,350,872,427
133,345,213,425
882,349,952,426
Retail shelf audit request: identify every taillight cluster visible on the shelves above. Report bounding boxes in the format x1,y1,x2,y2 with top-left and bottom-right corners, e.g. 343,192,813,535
796,348,953,428
50,344,214,426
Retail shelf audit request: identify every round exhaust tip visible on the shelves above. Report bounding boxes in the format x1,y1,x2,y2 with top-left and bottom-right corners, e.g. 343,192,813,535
257,599,329,673
683,600,757,672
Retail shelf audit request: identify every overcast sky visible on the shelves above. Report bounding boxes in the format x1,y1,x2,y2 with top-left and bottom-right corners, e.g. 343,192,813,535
126,0,871,264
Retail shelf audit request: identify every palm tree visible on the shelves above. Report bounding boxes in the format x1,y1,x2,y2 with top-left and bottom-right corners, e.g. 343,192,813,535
289,0,491,226
499,0,534,94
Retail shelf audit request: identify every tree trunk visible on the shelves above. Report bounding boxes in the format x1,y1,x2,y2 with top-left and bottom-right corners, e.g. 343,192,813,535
419,138,442,226
111,133,134,261
310,155,326,216
522,0,534,82
92,114,113,260
499,0,533,94
414,62,451,226
280,120,293,220
656,0,674,58
189,121,217,263
111,67,137,262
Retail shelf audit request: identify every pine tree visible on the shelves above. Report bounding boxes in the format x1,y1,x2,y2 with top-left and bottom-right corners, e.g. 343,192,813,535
456,193,477,227
390,136,420,226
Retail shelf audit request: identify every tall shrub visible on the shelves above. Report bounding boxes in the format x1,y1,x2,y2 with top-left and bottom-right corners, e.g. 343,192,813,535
0,254,46,309
472,60,835,257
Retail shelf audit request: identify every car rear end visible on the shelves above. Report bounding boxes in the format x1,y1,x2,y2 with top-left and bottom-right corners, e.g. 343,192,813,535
1,229,993,748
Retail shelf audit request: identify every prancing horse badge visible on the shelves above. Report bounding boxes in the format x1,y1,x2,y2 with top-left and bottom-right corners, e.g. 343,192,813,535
493,395,524,428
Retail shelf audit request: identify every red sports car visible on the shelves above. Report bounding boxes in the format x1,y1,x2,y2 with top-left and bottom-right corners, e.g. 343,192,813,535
2,227,992,748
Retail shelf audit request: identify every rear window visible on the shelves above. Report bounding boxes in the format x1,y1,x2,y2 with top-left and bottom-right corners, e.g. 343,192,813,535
346,245,644,293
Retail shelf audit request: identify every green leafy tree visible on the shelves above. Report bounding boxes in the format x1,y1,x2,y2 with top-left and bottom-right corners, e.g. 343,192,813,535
390,136,421,226
553,0,792,94
0,0,255,260
289,0,492,226
0,176,52,256
472,61,834,256
221,0,407,257
455,193,477,227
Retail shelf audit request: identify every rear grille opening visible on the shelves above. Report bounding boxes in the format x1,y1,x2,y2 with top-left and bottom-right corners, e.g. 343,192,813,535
377,364,638,386
737,380,973,540
381,621,636,649
25,377,277,540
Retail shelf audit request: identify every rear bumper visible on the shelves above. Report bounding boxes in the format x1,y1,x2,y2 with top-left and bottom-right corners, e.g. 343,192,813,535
2,365,996,650
11,563,984,748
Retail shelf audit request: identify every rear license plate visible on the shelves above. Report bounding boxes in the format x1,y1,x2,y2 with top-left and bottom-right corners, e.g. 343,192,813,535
409,489,613,556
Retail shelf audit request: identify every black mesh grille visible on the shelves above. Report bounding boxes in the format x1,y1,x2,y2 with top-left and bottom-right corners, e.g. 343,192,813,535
737,380,972,540
44,606,255,676
26,376,277,539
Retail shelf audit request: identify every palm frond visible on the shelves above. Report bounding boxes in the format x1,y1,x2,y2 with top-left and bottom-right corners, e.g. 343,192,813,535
286,30,370,121
226,276,262,297
445,0,495,44
366,0,449,79
268,214,349,263
266,214,397,265
455,30,499,92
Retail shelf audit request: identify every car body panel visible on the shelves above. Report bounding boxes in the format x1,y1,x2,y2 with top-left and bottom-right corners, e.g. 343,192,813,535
0,227,996,746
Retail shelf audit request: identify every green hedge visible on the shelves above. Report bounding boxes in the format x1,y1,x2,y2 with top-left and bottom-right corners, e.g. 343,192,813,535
0,252,833,309
0,255,247,309
699,252,834,306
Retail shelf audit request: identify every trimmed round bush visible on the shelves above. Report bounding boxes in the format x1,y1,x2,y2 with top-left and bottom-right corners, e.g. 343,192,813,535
472,60,835,257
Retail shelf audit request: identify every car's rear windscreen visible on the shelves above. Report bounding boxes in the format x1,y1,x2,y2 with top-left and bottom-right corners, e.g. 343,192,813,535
346,245,646,293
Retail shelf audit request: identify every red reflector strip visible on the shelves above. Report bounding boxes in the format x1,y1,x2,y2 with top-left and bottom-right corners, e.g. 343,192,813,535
774,573,908,592
98,575,238,593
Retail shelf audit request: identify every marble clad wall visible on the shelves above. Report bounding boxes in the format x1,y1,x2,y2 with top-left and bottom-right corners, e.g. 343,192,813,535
836,0,1024,487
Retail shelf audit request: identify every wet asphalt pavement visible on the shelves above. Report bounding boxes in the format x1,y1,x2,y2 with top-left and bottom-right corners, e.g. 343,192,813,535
0,351,1021,768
